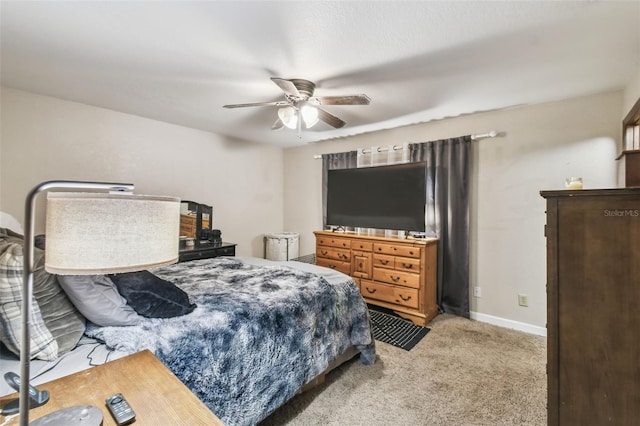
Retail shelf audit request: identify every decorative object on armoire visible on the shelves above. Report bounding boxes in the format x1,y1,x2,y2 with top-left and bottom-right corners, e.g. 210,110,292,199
541,188,640,426
8,180,179,426
564,176,583,189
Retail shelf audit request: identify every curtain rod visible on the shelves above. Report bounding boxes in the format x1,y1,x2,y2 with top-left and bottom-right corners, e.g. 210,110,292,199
312,130,499,159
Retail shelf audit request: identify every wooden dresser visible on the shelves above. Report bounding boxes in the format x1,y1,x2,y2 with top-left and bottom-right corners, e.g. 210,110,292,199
314,231,438,326
541,188,640,425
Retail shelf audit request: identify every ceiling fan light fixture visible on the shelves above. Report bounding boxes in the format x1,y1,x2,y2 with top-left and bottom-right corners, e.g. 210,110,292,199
301,104,319,128
278,106,298,129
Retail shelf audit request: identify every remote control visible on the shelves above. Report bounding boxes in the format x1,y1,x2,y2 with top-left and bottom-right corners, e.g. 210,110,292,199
105,393,136,425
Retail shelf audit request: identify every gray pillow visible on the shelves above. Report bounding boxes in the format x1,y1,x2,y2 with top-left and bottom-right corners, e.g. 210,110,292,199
58,275,142,326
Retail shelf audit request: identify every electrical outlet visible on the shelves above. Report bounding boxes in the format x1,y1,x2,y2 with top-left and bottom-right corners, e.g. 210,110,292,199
518,294,529,307
474,286,482,298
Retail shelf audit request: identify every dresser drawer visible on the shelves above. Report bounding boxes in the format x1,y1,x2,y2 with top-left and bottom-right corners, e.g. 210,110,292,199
395,257,420,272
352,250,372,279
360,280,419,309
316,236,351,249
373,243,421,258
316,247,351,262
316,258,351,275
351,240,373,251
372,253,395,269
373,268,420,289
178,244,235,262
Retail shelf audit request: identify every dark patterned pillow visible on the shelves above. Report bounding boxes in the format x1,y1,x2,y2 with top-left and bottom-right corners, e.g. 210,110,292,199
109,271,196,318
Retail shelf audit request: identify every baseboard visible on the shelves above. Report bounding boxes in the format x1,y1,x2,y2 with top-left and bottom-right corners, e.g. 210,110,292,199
470,311,547,337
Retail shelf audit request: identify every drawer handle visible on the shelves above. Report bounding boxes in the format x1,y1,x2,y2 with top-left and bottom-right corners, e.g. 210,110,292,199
365,287,377,294
359,244,364,248
321,250,328,256
359,262,363,269
390,275,401,283
329,265,336,269
339,253,348,260
402,263,413,269
409,251,414,255
398,294,412,302
380,260,389,265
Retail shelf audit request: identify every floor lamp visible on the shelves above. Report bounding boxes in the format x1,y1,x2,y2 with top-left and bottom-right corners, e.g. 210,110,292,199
17,180,180,426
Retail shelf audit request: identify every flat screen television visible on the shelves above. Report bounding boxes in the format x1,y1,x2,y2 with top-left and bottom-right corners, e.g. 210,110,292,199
327,162,427,232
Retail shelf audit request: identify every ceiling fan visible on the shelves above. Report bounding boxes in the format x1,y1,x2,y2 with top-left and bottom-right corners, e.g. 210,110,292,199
223,77,370,131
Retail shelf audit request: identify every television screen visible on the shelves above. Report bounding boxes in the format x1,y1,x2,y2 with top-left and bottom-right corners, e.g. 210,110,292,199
327,162,427,232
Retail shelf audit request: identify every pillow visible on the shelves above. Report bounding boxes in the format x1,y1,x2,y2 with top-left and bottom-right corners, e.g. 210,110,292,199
33,247,86,355
0,239,58,360
109,270,196,318
0,229,86,357
57,275,142,326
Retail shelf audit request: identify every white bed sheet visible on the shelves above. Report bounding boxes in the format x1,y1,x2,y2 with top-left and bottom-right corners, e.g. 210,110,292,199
0,337,129,397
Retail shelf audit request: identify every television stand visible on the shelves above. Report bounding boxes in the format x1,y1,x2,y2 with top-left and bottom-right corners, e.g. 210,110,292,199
314,231,438,326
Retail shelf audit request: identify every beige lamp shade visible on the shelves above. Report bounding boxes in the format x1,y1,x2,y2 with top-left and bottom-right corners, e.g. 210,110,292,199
45,192,180,274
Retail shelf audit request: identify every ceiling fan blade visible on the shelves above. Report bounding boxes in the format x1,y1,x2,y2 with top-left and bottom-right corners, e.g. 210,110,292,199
271,78,301,97
317,108,346,129
223,101,282,108
272,118,284,130
312,94,371,106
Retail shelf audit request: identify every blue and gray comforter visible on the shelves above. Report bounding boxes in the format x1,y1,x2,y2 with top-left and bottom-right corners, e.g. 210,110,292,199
86,257,375,425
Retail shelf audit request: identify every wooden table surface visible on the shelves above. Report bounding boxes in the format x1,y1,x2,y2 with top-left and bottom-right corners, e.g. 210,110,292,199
0,349,224,425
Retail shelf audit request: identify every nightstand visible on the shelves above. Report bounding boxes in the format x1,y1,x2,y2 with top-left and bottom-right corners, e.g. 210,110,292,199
179,241,236,262
0,350,223,425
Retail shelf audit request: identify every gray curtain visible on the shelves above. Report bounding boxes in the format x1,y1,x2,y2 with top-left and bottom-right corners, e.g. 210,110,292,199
409,136,471,318
322,151,357,229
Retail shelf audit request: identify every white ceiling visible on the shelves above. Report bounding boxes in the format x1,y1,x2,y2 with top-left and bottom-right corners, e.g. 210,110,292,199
1,1,639,148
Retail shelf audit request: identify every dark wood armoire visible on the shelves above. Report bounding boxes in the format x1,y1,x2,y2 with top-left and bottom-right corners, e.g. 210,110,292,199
541,188,640,425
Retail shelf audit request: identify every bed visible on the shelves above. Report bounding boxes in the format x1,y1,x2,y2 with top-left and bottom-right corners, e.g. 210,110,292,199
0,229,376,426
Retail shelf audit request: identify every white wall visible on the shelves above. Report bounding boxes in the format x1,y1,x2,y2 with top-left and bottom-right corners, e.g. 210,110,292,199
0,87,284,257
623,67,640,116
283,91,622,330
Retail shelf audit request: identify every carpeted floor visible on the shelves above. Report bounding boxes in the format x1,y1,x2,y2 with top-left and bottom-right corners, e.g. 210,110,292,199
261,314,547,425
